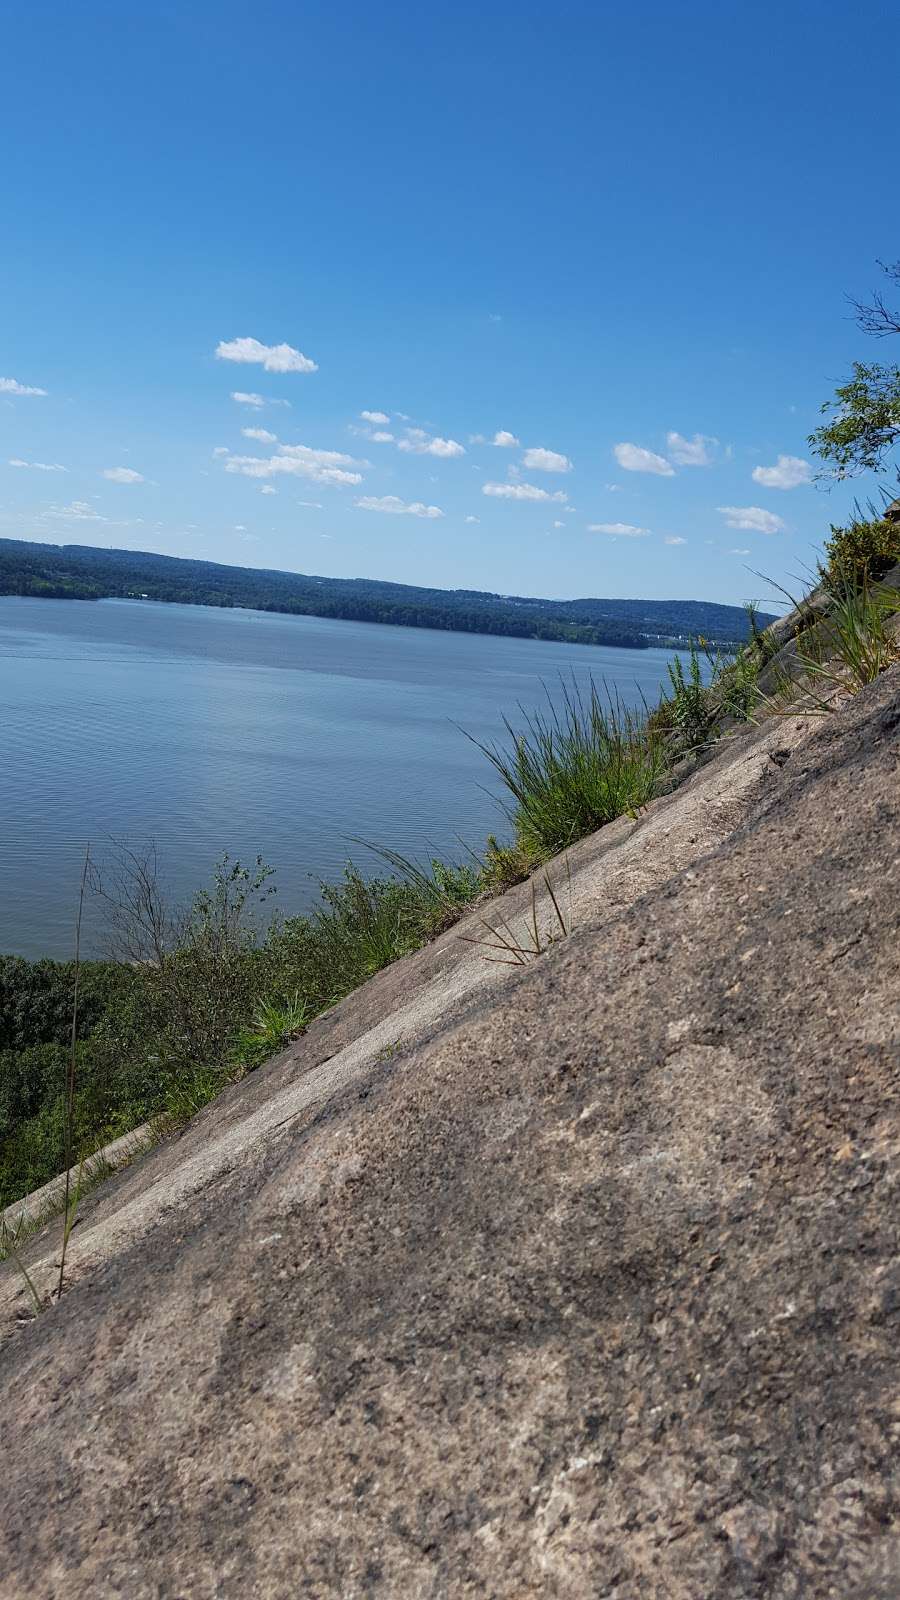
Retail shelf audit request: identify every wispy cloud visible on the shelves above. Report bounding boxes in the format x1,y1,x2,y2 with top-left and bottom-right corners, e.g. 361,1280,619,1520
103,466,145,484
483,481,567,503
216,336,318,374
613,442,675,476
521,446,572,473
261,485,277,495
223,442,363,487
45,500,107,522
398,428,465,458
355,494,444,518
664,535,688,545
0,376,47,397
729,547,751,555
717,505,785,534
8,458,65,472
751,454,812,489
465,514,480,524
360,410,390,424
666,431,716,467
241,427,277,444
230,391,291,409
492,430,519,448
370,430,394,443
587,521,650,537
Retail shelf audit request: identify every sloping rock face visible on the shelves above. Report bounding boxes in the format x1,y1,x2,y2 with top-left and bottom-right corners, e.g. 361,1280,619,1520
1,670,900,1597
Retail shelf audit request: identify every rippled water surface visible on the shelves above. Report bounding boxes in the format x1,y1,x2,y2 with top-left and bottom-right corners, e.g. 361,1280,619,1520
0,597,681,958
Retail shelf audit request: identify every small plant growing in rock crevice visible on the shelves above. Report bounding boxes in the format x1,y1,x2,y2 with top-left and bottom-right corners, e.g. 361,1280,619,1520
460,863,572,967
231,994,311,1072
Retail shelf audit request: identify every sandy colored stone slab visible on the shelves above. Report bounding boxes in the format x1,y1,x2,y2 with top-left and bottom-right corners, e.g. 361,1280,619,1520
1,669,899,1597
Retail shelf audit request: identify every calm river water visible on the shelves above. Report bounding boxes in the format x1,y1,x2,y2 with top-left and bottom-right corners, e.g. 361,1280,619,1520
0,597,681,958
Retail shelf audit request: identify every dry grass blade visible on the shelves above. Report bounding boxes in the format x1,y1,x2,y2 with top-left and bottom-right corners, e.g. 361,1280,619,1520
460,864,572,966
57,845,91,1302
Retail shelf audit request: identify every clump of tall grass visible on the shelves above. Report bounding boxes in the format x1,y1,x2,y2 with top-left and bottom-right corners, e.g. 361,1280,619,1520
790,575,900,704
472,678,665,860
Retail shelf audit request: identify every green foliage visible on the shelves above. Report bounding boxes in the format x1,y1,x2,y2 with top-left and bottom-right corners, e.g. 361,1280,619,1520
480,834,536,894
0,537,774,648
809,361,900,478
795,578,900,699
821,515,900,594
665,643,715,752
474,679,664,860
232,994,311,1071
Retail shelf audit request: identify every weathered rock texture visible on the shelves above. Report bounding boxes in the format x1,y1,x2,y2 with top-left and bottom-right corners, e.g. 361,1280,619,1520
1,669,899,1598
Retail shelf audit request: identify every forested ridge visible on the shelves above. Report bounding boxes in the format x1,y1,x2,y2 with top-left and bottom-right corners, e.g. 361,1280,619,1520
0,538,773,646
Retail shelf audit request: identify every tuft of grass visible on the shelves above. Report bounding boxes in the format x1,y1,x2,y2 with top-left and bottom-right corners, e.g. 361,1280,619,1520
231,993,311,1072
471,678,665,861
460,864,572,966
479,834,537,894
797,576,900,700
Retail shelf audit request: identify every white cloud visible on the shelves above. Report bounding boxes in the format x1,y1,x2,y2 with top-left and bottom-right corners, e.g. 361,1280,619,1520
355,494,444,518
45,500,107,522
398,428,465,458
521,446,572,473
483,481,567,503
587,522,650,537
465,515,480,524
717,504,785,534
212,446,229,456
664,535,687,545
361,410,390,424
751,454,812,489
729,547,751,555
492,430,519,448
553,520,565,528
613,442,675,476
297,499,323,508
666,431,717,467
216,336,318,374
0,376,47,397
231,392,266,408
242,427,277,444
261,485,277,495
8,458,65,471
223,442,363,487
605,482,622,492
370,430,394,443
103,467,145,484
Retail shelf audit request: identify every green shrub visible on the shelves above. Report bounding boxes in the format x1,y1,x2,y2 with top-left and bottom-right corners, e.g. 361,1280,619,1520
664,643,716,752
821,516,900,594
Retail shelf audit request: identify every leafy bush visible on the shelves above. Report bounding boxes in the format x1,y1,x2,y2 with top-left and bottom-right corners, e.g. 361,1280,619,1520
821,515,900,594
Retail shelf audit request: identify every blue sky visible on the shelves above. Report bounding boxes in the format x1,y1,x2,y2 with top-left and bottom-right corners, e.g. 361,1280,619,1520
2,1,898,606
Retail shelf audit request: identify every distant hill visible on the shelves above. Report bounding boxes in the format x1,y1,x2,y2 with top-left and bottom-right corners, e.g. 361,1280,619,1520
0,539,775,648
